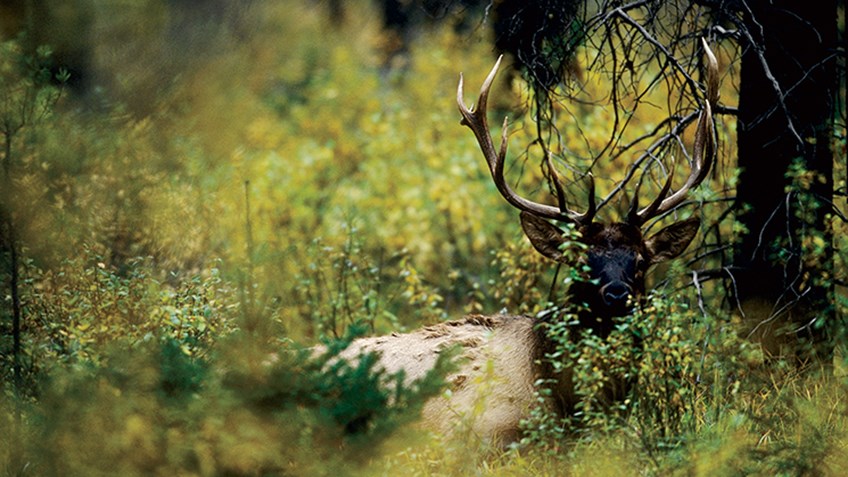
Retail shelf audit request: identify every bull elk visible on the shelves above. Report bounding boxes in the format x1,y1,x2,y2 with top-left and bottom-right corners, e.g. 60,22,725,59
340,40,719,444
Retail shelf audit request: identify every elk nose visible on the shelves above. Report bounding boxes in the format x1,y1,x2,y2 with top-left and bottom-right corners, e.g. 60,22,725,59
601,282,632,308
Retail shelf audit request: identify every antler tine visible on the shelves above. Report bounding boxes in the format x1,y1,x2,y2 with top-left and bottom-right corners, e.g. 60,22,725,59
457,56,595,226
628,161,676,225
633,38,718,225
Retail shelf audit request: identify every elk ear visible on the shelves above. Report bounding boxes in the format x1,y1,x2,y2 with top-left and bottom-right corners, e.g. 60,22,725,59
645,217,700,264
520,211,567,261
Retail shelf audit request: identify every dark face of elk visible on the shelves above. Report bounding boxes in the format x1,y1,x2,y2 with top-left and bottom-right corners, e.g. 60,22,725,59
580,223,648,318
520,211,700,329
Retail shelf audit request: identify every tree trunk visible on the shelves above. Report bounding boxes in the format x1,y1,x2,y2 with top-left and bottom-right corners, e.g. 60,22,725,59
734,0,839,359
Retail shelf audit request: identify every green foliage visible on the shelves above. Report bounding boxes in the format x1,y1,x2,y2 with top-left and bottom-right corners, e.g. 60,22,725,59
1,330,449,476
1,35,68,404
659,370,848,476
293,221,446,340
519,293,705,453
783,158,841,337
0,40,64,148
2,247,239,399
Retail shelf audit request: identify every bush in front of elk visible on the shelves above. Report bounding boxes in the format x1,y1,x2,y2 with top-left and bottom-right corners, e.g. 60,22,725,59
3,326,451,476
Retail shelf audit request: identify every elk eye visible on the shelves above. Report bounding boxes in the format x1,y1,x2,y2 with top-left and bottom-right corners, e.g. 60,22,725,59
635,255,646,269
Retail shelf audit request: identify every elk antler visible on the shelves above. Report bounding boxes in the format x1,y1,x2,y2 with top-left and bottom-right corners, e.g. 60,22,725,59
457,56,596,227
628,38,719,226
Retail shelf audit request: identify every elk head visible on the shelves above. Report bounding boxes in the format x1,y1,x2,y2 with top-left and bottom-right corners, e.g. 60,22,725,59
457,40,718,329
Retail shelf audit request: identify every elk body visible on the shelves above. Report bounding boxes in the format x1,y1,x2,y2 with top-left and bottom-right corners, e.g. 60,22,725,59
340,41,719,444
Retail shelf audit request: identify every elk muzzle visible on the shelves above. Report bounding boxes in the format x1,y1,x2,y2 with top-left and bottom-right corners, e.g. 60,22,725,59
600,281,633,309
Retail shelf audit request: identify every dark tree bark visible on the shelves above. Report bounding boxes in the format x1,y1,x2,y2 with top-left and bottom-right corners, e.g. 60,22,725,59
734,0,839,358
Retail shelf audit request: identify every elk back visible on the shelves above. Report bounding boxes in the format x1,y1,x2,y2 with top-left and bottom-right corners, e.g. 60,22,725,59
339,314,548,444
